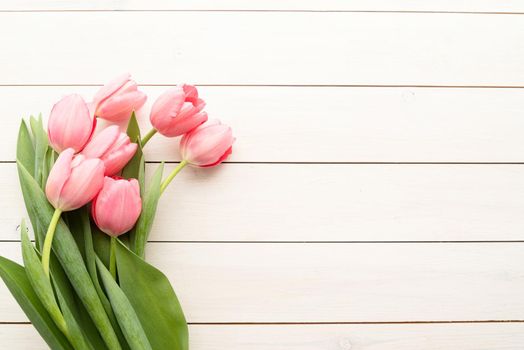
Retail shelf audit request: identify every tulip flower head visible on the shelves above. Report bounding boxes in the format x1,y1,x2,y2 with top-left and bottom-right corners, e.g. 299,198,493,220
150,85,208,137
93,73,147,122
45,148,105,211
48,94,96,153
180,119,234,167
92,177,142,237
81,125,138,176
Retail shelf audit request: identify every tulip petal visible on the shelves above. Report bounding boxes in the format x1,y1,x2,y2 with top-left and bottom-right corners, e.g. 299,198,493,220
59,158,105,211
150,88,192,137
48,94,94,153
92,177,142,236
98,91,147,122
118,80,139,94
103,143,137,176
82,125,120,159
93,73,131,105
45,148,74,209
170,111,208,137
154,88,185,116
181,84,199,104
180,120,234,167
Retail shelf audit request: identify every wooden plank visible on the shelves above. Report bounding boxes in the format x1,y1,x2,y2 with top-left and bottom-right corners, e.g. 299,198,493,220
1,242,523,322
2,86,524,163
1,13,524,86
2,163,524,242
2,323,524,349
3,0,524,12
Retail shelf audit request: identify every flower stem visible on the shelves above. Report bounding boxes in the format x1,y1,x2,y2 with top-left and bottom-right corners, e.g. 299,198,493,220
42,208,62,279
160,160,188,194
141,128,158,146
110,236,117,280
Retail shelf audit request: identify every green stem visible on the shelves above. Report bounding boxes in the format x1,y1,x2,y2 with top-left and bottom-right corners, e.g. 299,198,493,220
110,236,117,280
160,160,188,194
140,128,157,146
41,208,62,279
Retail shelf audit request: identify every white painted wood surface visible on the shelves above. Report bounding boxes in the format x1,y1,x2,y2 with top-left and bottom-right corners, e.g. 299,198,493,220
2,242,524,322
1,12,524,86
4,323,524,350
3,323,524,350
3,163,524,242
3,0,524,12
1,2,524,349
2,86,524,162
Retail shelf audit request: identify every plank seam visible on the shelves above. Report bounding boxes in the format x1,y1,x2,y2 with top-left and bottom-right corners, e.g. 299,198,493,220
1,10,524,15
3,84,524,89
4,161,524,165
189,320,524,325
3,240,524,244
2,320,524,325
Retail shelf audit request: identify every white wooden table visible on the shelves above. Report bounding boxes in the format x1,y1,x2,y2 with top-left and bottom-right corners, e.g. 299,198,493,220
1,1,524,349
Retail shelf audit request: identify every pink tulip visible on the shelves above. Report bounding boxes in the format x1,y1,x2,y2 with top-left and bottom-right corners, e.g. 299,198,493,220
91,177,142,237
93,73,147,122
81,125,137,176
150,85,208,137
45,148,105,211
180,120,234,167
48,94,96,153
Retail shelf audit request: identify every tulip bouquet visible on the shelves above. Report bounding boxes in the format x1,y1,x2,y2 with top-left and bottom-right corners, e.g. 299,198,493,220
0,74,234,349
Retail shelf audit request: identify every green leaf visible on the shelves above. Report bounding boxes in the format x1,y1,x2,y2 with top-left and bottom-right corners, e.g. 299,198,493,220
0,256,73,350
22,219,103,350
50,253,104,350
77,210,111,312
29,114,49,188
131,163,164,258
93,226,111,268
20,221,68,335
126,112,141,141
96,256,152,350
121,151,143,187
17,119,35,178
137,157,145,197
54,286,95,350
73,209,129,350
41,147,56,193
17,162,122,350
116,241,188,350
121,112,144,182
120,112,146,249
65,212,86,261
16,120,44,249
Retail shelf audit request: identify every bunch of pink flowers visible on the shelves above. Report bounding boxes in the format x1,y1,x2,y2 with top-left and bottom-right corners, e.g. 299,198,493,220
43,74,234,276
0,73,234,350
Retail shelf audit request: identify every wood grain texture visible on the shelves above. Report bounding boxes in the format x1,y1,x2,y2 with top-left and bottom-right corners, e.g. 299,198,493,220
2,86,524,162
1,242,523,322
2,163,524,242
0,12,524,85
1,4,523,348
2,0,524,12
3,323,524,349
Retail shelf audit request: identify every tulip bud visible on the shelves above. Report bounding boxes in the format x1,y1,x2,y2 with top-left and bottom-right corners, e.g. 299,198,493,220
91,177,142,237
150,85,208,137
81,125,137,176
48,94,96,153
180,120,234,167
45,148,105,211
93,73,147,122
